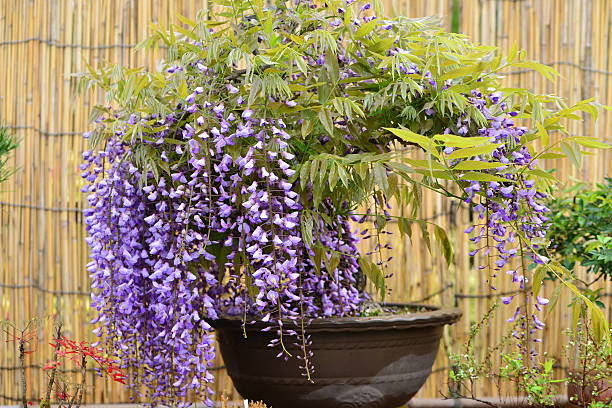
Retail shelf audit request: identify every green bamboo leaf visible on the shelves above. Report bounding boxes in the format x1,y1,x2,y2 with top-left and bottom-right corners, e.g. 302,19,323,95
328,163,339,191
453,161,502,170
370,37,396,54
418,220,431,254
301,211,314,247
447,144,499,160
571,301,582,331
532,266,546,298
318,108,335,136
538,153,565,159
384,127,439,157
459,172,512,182
397,218,413,241
299,161,311,189
545,285,563,319
309,158,320,184
439,65,478,81
433,134,491,148
526,168,558,182
535,121,549,147
373,164,389,192
355,19,377,39
570,137,610,149
323,252,341,278
402,158,446,170
434,225,453,265
560,141,581,168
301,119,314,138
358,257,386,301
512,61,559,81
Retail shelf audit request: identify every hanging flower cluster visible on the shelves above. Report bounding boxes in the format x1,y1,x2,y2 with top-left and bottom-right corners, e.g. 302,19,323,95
458,89,551,358
82,98,363,405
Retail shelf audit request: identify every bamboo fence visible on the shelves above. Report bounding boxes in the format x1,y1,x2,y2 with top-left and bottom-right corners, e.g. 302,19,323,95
0,0,610,405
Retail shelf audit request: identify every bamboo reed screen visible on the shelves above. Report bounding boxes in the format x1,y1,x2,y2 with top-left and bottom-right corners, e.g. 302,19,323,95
0,0,610,405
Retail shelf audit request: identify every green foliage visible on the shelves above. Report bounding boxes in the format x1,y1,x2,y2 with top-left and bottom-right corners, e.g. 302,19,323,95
449,305,565,407
0,127,18,184
499,353,562,407
545,179,612,282
77,0,607,292
564,326,612,408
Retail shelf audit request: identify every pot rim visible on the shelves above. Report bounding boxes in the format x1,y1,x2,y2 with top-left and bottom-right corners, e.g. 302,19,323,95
210,303,462,332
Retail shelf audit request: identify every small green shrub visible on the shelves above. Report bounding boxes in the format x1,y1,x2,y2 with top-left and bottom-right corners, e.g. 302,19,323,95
546,179,612,282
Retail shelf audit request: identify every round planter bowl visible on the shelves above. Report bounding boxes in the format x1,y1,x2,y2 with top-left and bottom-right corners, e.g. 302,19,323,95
212,304,462,408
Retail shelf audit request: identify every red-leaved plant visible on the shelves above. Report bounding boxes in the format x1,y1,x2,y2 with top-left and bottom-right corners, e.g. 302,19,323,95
40,331,127,408
44,336,127,384
2,318,126,408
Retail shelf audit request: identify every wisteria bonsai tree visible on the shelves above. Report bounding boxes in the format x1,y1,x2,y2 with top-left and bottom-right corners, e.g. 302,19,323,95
79,0,609,405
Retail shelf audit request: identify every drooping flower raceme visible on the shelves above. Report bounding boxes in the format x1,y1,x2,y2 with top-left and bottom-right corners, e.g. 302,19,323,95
457,89,552,358
82,100,363,406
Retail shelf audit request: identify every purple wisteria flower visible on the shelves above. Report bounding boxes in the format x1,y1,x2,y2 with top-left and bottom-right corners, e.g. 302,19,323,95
82,99,364,406
457,89,553,359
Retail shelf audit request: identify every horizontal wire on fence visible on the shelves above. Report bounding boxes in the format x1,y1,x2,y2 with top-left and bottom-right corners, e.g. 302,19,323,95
0,201,452,219
2,365,578,404
0,201,83,213
1,37,611,76
455,289,523,299
503,60,612,75
0,364,226,372
0,283,89,296
455,290,612,299
0,38,141,49
3,279,609,299
4,125,82,137
413,283,454,302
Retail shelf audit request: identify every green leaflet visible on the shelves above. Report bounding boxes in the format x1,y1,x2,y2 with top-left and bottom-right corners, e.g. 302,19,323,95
452,160,503,170
384,127,439,158
434,225,453,265
433,134,491,148
358,257,386,301
459,172,512,183
447,144,499,160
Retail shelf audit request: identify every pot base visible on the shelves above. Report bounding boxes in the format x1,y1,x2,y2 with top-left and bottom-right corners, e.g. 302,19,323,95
213,305,461,408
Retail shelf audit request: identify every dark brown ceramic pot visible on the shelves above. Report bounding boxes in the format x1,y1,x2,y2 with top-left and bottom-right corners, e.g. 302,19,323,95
212,304,462,408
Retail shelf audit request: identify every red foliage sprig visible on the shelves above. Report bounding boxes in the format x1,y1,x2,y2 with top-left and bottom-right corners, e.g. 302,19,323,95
44,336,127,384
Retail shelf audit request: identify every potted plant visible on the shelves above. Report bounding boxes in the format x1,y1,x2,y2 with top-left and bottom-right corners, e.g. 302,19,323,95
79,1,608,407
545,180,612,407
